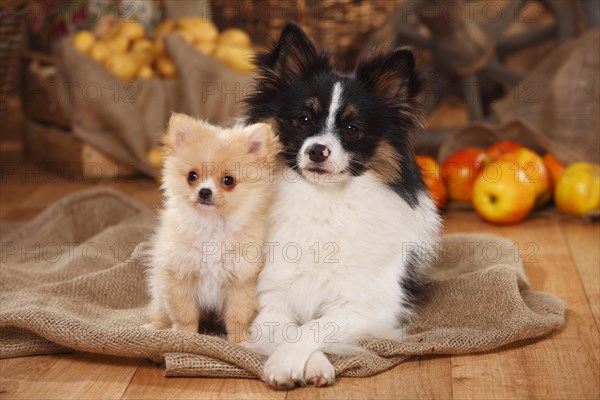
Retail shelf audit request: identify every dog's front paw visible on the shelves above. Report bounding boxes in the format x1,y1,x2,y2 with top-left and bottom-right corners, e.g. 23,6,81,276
172,322,198,333
304,351,335,387
263,346,309,389
242,330,278,356
141,321,169,330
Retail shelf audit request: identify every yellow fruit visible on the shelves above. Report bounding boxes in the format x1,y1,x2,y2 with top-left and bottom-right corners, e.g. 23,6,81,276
131,38,153,53
176,29,195,44
105,53,139,80
152,39,165,57
472,161,536,224
130,50,153,65
186,23,219,43
156,57,178,78
213,45,229,61
137,64,155,79
90,41,110,63
102,24,121,41
104,36,130,53
215,45,255,72
218,28,251,47
495,148,551,208
119,21,145,40
155,20,176,37
177,18,218,42
555,162,600,216
73,30,96,54
228,48,255,72
195,40,216,55
147,148,163,168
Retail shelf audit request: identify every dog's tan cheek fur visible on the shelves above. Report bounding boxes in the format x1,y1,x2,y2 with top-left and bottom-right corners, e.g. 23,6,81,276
306,97,321,114
367,141,402,185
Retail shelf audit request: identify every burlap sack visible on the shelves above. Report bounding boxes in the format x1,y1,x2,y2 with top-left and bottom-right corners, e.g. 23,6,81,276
492,30,600,164
165,35,255,127
56,42,178,177
56,35,253,177
0,188,565,378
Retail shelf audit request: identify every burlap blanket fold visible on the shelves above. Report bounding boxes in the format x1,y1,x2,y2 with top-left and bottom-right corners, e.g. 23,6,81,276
0,188,565,378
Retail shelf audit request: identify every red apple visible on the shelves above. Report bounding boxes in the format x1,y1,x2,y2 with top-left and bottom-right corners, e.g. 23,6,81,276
495,148,550,207
442,147,490,203
487,140,522,160
543,153,566,193
472,161,536,224
415,155,447,209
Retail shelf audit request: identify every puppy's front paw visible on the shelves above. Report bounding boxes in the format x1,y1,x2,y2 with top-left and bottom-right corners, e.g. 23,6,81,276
263,346,309,390
172,322,198,333
141,321,169,330
304,351,335,387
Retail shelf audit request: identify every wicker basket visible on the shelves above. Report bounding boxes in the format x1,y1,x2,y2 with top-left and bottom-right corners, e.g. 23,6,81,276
211,0,397,70
0,0,27,120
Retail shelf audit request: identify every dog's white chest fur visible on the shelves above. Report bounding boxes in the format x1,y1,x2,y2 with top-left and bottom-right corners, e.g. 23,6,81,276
153,206,235,312
257,170,440,325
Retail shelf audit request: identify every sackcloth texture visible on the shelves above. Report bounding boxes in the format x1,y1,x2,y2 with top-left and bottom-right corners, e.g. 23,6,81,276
0,188,565,378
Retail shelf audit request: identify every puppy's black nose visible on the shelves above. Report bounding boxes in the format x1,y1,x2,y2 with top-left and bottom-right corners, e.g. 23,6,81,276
308,144,330,163
199,188,212,199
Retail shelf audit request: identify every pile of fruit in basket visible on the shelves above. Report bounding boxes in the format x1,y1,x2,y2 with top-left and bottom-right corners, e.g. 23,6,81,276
416,141,600,224
72,18,255,80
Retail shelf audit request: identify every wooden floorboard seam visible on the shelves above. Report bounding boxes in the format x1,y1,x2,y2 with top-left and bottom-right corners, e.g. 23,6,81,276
557,223,600,334
121,364,141,400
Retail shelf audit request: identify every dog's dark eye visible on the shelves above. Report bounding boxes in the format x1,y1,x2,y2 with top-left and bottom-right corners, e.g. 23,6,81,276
293,114,311,127
187,171,198,182
346,124,360,135
222,175,235,186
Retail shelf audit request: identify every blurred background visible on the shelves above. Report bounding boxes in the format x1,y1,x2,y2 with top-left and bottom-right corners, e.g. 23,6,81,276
1,0,599,223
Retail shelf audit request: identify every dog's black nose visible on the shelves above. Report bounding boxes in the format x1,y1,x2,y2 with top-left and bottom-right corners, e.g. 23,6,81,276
199,188,212,199
308,144,330,163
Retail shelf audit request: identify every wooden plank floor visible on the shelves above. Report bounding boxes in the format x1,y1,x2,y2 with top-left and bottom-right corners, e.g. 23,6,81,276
1,167,599,400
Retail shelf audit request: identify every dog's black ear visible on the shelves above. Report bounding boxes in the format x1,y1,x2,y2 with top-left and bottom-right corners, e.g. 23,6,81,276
356,49,422,104
259,22,327,79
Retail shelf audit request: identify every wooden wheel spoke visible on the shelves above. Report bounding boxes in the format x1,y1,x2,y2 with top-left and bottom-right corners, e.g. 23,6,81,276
461,74,483,121
485,60,523,86
421,67,451,114
423,80,449,115
497,24,557,56
489,0,527,39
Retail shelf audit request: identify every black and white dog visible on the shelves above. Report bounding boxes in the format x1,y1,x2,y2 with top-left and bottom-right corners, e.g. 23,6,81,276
244,22,441,389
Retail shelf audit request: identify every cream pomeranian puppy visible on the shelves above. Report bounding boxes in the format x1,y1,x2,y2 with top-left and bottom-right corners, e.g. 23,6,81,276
143,113,279,343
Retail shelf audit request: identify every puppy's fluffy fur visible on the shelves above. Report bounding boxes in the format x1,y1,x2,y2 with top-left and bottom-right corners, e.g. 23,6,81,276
144,114,279,343
244,23,442,388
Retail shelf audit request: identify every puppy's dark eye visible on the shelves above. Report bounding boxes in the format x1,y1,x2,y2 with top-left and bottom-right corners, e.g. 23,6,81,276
222,175,235,186
187,171,198,182
293,114,311,127
346,124,360,136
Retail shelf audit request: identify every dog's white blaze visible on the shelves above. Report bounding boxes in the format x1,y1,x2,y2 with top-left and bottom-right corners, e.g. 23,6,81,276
199,177,216,191
296,82,351,178
325,82,343,133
